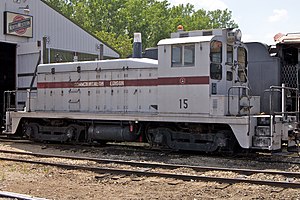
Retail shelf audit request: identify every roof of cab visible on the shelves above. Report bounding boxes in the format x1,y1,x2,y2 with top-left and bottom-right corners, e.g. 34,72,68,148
157,35,214,46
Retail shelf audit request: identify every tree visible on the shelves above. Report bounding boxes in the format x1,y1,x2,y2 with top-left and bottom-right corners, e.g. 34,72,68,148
168,6,237,31
168,3,195,32
117,0,171,50
94,31,132,58
44,0,73,16
44,0,238,58
207,9,238,29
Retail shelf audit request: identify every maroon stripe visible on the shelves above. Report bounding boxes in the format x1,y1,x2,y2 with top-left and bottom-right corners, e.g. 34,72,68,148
126,79,158,86
37,82,73,88
158,76,209,85
37,76,209,89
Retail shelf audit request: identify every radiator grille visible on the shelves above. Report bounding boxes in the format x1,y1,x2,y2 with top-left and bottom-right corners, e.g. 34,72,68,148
281,64,298,88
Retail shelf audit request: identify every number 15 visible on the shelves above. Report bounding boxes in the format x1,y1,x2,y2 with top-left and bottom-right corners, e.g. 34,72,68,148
179,99,188,109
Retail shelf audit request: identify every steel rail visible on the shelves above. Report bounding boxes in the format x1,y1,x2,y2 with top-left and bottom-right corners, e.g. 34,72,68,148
0,137,151,150
0,191,47,200
0,139,33,144
0,156,299,189
0,135,27,140
1,139,300,166
1,137,300,160
0,149,300,178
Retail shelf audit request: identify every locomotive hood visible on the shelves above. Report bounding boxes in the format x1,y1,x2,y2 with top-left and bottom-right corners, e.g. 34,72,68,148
38,58,158,73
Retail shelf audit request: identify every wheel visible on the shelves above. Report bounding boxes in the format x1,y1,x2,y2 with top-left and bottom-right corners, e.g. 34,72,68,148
24,123,39,140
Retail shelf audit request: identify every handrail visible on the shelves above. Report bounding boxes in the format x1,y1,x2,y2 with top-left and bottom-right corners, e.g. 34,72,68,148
3,90,37,113
3,90,16,116
269,85,298,117
2,89,38,131
227,85,251,136
227,85,251,116
268,85,299,141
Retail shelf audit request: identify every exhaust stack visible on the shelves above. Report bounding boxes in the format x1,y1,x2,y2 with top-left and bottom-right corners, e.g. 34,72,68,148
133,33,142,58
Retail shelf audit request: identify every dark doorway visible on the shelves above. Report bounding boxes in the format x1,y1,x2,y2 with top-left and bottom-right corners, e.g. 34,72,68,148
0,42,16,128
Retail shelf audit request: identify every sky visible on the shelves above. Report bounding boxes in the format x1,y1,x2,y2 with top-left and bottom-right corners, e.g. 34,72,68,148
166,0,300,45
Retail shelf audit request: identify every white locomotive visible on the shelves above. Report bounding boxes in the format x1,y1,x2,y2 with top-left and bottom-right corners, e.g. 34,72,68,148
3,28,300,153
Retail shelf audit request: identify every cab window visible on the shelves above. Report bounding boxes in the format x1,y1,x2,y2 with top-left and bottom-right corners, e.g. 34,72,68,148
226,45,233,81
172,44,195,67
238,47,247,82
227,45,233,64
171,45,182,66
210,40,222,80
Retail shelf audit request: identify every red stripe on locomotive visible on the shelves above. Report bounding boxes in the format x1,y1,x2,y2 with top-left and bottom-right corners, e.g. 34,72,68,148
37,76,210,89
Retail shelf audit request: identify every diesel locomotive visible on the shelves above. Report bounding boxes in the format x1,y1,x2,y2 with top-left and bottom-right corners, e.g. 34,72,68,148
3,28,300,153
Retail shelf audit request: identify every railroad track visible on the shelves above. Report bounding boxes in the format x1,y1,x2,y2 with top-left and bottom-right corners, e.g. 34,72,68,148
0,137,153,152
0,149,300,188
2,136,300,167
2,137,300,166
0,191,47,200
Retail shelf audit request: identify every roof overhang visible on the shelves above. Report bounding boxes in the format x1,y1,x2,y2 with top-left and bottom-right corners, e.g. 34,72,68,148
157,35,214,46
275,33,300,44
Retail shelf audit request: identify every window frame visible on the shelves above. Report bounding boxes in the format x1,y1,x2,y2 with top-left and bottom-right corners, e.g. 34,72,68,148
226,44,233,65
210,40,223,80
237,46,247,83
171,44,195,67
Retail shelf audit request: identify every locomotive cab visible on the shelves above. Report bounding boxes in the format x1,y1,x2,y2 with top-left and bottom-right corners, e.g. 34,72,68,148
157,28,260,116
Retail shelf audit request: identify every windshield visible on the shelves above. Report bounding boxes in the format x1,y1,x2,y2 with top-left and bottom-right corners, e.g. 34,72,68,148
238,47,247,82
210,40,222,80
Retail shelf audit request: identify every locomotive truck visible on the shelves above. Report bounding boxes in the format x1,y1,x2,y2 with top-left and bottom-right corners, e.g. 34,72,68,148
2,28,300,153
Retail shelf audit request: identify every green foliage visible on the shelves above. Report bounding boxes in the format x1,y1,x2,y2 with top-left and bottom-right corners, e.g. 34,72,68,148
94,31,132,58
207,9,238,29
117,0,171,51
44,0,238,58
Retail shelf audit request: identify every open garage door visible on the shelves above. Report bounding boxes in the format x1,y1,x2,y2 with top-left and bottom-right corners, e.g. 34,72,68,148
16,42,41,110
0,42,16,128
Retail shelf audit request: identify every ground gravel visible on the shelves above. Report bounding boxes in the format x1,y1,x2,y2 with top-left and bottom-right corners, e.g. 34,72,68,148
0,142,300,199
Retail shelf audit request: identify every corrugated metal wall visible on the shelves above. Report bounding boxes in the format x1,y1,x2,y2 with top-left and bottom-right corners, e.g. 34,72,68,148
0,0,119,58
0,0,120,109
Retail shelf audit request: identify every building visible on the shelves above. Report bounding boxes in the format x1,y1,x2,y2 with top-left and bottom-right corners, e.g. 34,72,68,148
0,0,120,119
